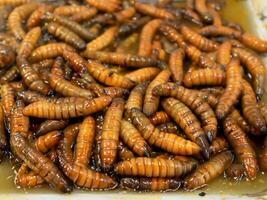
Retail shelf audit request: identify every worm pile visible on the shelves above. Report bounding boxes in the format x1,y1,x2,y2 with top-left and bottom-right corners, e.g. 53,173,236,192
0,0,267,193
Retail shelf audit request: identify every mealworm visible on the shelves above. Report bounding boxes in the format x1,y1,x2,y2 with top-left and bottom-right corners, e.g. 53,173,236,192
169,49,184,84
198,25,241,37
0,65,19,84
223,117,258,180
120,119,151,157
120,177,181,192
259,137,267,172
118,142,135,161
153,83,217,142
10,100,29,138
216,41,232,66
100,98,124,171
74,116,95,167
103,87,128,98
0,44,15,68
195,0,213,23
149,111,170,126
27,4,54,29
125,81,149,118
11,132,72,193
135,2,174,20
209,136,229,156
18,27,41,58
138,19,162,57
17,58,50,95
23,96,112,119
0,103,6,149
29,43,74,62
46,22,86,50
124,67,160,84
162,98,210,159
118,16,151,37
85,26,118,52
86,60,135,89
129,108,201,156
115,157,197,178
7,3,39,40
35,130,62,153
16,90,50,105
82,51,163,68
70,7,98,23
1,84,15,127
238,32,267,53
44,13,96,41
184,151,233,191
225,163,245,181
216,59,242,119
233,48,265,98
0,0,32,6
15,163,44,188
85,0,120,13
35,120,68,137
228,109,251,134
180,8,203,26
180,25,219,52
183,68,225,88
57,131,117,190
54,5,89,16
143,69,170,116
241,79,266,133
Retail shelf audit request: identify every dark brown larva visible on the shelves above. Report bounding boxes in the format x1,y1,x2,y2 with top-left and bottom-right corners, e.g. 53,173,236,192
153,83,217,142
209,136,229,156
162,98,210,159
184,151,233,191
120,178,181,192
224,117,258,180
118,142,135,161
23,96,112,119
115,157,197,178
0,44,15,68
259,137,267,172
225,163,245,180
129,108,201,156
16,90,50,105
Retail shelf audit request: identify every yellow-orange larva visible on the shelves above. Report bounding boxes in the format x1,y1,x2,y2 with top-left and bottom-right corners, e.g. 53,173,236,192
29,43,75,63
195,0,213,23
0,65,19,84
143,69,171,116
1,84,15,127
224,117,259,180
118,142,135,161
100,98,124,171
129,108,201,156
125,67,160,84
184,151,233,191
23,96,112,119
138,19,162,57
169,49,184,84
0,0,32,6
7,3,39,40
135,2,174,20
86,60,135,89
35,130,62,153
74,116,95,167
120,119,151,157
216,59,242,120
70,7,98,23
216,40,232,66
180,25,219,52
149,111,170,126
0,103,6,149
53,5,89,16
115,157,197,178
162,98,210,159
238,32,267,53
85,26,118,52
85,0,121,13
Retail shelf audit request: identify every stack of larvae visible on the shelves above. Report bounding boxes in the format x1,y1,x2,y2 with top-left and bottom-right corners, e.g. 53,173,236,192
0,0,266,193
